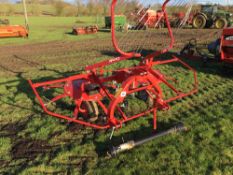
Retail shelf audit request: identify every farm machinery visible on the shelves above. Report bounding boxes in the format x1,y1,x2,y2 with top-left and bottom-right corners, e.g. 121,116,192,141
132,8,165,29
181,27,233,64
72,25,98,35
29,0,198,154
192,4,233,29
131,4,193,29
0,0,28,38
0,25,28,38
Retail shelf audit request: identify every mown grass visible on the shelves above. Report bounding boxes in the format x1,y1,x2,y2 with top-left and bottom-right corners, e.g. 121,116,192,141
0,49,233,174
0,16,107,45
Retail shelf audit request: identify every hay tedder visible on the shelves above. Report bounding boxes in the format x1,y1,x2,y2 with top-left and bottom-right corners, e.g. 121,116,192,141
29,0,198,154
0,0,28,38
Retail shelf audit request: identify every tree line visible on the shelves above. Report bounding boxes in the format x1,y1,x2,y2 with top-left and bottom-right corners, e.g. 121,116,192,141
0,0,232,17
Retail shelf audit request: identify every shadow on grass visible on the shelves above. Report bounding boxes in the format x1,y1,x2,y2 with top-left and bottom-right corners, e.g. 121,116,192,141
0,56,83,114
65,31,75,36
98,28,111,33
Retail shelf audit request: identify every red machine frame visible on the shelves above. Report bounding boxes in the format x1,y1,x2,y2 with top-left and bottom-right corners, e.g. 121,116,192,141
220,27,233,64
29,0,198,130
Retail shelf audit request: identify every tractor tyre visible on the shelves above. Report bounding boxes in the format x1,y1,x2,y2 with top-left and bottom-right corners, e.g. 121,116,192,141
214,18,227,29
192,15,206,29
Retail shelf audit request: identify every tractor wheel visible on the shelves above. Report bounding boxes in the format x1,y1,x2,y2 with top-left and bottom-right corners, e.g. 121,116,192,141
214,18,227,29
192,15,206,29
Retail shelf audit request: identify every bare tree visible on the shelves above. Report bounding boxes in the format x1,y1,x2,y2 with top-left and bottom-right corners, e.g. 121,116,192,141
54,0,66,16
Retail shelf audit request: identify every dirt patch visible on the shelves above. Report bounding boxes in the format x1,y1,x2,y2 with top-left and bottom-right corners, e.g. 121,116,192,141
0,115,33,137
0,29,222,76
11,139,52,160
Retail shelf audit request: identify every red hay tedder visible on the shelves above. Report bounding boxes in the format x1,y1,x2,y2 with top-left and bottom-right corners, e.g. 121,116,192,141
29,0,198,154
72,25,98,35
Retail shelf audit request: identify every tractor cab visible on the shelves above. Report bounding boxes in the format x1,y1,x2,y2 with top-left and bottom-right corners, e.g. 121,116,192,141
201,4,218,15
220,28,233,63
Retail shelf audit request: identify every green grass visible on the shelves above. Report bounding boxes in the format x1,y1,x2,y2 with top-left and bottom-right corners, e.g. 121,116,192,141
0,16,107,45
1,54,233,174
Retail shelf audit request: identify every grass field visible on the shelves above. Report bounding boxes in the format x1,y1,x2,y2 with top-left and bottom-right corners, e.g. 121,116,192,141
0,16,233,175
0,16,107,45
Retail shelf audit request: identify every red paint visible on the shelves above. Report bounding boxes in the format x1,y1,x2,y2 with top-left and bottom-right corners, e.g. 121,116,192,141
0,25,28,38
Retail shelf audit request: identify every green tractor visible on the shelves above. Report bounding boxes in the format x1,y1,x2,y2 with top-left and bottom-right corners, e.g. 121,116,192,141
192,4,233,29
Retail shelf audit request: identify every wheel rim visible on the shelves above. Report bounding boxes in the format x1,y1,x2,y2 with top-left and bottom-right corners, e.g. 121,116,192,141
216,20,224,29
194,17,204,28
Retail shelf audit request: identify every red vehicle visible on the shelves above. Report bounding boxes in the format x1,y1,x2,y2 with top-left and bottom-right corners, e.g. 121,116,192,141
220,28,233,63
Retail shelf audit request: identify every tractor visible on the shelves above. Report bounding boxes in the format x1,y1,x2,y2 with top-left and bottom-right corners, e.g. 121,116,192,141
192,4,233,29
